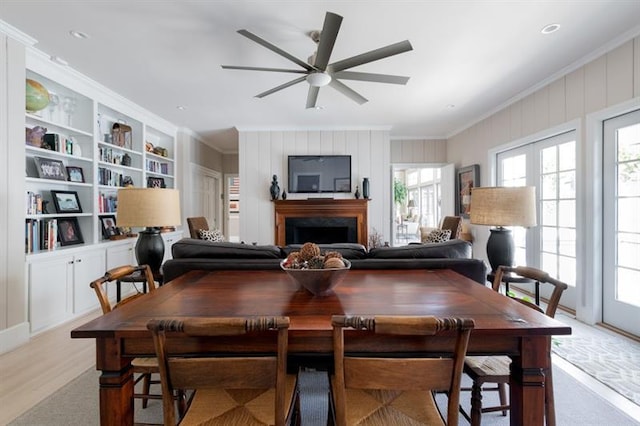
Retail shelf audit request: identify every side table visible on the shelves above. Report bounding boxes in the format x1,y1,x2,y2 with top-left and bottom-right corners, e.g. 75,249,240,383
487,272,540,306
116,269,163,302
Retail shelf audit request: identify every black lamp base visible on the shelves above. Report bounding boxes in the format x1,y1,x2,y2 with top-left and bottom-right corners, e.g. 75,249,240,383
486,227,514,272
135,228,165,274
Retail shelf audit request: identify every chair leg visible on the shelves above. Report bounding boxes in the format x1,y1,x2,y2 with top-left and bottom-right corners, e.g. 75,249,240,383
141,373,151,409
497,383,508,416
470,380,483,426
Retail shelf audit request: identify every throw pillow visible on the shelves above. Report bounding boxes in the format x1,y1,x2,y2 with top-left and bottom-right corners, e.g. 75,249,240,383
198,229,225,242
424,229,451,243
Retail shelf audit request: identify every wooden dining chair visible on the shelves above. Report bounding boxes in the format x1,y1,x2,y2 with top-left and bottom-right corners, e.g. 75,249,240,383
462,265,568,426
90,265,162,412
147,316,297,426
331,315,475,426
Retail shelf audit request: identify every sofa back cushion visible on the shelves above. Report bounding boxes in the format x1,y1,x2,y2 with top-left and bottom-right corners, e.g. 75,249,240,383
368,239,471,259
282,243,368,260
171,238,282,259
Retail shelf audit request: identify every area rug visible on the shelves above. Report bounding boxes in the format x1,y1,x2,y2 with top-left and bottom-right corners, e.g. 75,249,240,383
552,334,640,406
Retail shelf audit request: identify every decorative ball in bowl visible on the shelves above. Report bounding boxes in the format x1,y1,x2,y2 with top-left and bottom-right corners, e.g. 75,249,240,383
280,243,351,296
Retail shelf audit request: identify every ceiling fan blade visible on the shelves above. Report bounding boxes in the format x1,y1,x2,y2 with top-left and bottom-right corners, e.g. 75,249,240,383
313,12,342,71
306,86,320,109
255,76,307,98
329,40,413,73
237,29,314,71
329,79,368,105
333,71,410,85
222,65,308,74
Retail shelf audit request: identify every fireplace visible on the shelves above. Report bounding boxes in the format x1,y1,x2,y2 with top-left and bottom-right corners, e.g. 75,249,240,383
285,217,357,244
274,199,368,246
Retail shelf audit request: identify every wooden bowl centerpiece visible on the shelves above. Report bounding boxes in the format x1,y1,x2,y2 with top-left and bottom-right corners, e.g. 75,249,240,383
280,242,351,296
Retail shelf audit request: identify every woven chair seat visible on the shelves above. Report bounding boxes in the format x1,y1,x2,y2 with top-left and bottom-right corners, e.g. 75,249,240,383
464,356,510,380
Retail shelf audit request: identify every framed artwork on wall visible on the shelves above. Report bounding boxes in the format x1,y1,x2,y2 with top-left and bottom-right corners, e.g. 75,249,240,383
456,164,480,218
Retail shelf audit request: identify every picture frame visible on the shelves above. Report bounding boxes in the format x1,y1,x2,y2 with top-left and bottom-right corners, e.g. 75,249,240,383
34,156,67,181
456,164,480,218
66,166,85,183
57,217,84,246
51,190,83,214
147,176,166,188
99,215,120,239
333,177,351,192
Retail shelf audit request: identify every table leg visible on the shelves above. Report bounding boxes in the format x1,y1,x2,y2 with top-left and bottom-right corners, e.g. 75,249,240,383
96,338,134,426
509,336,547,426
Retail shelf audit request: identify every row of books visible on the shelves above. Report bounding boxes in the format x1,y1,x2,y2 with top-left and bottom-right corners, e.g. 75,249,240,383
99,146,130,165
145,159,169,175
98,167,132,187
25,218,58,253
98,193,117,213
26,191,44,215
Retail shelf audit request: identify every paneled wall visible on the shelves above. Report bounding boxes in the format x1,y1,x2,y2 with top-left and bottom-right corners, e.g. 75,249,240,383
0,33,28,344
446,36,640,317
239,130,391,245
390,138,447,163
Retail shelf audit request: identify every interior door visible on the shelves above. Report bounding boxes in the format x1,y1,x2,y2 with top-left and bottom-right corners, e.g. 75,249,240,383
190,164,222,231
602,109,640,336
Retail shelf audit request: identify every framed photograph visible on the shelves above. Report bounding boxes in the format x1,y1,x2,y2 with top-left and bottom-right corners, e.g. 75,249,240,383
229,201,239,213
34,156,67,181
456,164,480,218
334,177,351,192
99,215,120,239
147,176,166,188
57,217,84,246
51,190,83,214
66,166,85,183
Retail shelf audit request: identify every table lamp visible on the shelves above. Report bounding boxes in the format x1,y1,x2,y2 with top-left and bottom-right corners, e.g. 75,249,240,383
470,186,536,272
116,188,181,273
407,199,416,218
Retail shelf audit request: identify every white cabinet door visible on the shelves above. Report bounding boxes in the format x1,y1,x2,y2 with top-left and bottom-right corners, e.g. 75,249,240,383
29,255,74,333
73,249,106,315
106,241,136,300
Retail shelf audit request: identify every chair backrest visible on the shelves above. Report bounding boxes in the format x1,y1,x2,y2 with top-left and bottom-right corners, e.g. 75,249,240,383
187,216,209,239
90,264,156,314
332,315,475,426
492,265,568,318
147,316,290,426
440,216,462,239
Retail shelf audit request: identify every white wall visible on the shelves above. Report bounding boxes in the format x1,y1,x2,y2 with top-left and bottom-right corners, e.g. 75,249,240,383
390,138,447,164
239,130,391,245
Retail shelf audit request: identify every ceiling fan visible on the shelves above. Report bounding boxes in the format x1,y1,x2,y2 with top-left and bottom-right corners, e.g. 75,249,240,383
221,12,413,109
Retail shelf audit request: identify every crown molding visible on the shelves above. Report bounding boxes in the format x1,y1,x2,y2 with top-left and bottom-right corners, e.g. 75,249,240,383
0,19,37,46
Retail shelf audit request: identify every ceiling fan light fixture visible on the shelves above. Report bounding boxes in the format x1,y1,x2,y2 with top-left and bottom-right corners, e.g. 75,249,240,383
307,72,332,87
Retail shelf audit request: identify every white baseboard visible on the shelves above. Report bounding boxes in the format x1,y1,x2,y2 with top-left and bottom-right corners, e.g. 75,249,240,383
0,321,30,355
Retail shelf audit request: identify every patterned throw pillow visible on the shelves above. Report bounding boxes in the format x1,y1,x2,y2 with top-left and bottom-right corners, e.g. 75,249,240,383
198,229,225,242
424,229,451,243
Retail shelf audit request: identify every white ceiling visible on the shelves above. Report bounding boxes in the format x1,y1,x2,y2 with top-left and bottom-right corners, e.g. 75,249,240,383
2,1,640,153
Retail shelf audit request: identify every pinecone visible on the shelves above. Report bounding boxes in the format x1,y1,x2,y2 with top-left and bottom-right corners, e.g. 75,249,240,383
324,257,345,269
299,242,321,261
324,251,343,260
307,255,325,269
283,252,301,269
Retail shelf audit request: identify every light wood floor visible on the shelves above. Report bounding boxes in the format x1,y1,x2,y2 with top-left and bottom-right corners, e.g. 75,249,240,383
0,310,101,425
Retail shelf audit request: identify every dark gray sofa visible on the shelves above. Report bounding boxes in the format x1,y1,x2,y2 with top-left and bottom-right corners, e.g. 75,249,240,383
162,238,487,284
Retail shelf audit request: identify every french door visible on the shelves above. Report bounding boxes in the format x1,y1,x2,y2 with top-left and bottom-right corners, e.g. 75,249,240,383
602,109,640,336
496,131,578,310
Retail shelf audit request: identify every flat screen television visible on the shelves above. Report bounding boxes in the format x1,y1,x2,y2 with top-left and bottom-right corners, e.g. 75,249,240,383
288,155,351,193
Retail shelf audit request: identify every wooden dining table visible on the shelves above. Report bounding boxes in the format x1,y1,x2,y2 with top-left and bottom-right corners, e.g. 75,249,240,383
71,268,571,425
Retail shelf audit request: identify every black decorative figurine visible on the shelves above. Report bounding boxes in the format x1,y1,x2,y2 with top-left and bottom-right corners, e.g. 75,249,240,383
282,189,287,200
354,185,361,199
270,174,280,201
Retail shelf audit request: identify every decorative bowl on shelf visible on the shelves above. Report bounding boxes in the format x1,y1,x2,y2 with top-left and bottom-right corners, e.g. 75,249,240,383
280,259,351,296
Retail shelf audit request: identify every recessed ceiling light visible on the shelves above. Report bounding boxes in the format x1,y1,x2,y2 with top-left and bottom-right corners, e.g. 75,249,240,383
446,104,455,109
314,106,324,110
50,56,69,66
69,30,89,39
541,23,560,35
176,105,187,111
